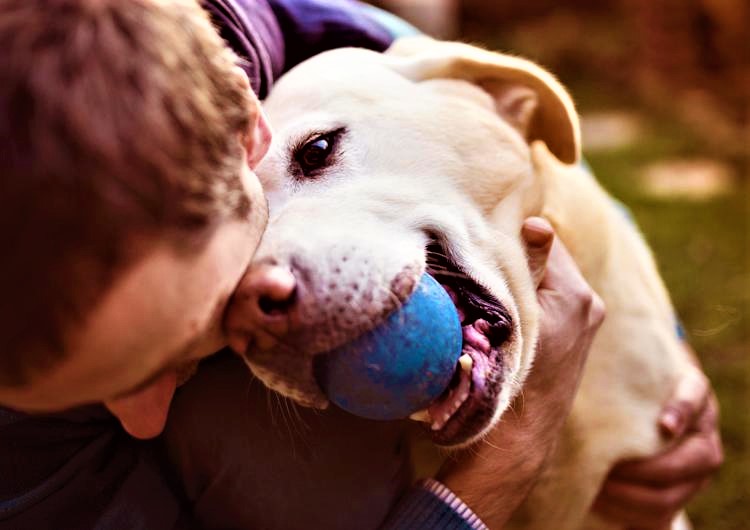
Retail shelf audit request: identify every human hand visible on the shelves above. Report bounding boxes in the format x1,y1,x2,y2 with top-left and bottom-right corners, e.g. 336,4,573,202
593,364,723,529
437,217,605,527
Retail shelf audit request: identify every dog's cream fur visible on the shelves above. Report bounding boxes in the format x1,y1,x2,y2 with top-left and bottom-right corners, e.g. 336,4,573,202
250,36,695,529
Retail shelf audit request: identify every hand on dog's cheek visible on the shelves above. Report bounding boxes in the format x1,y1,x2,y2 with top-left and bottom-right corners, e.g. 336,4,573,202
105,370,178,439
522,216,555,287
593,366,723,529
438,218,605,528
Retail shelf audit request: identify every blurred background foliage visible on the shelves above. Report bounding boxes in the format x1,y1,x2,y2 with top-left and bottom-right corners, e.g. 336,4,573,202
370,1,749,527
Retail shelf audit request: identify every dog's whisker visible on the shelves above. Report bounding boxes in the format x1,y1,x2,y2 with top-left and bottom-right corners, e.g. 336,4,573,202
480,436,511,454
279,395,303,455
266,385,280,429
283,395,306,438
288,399,311,434
273,391,299,452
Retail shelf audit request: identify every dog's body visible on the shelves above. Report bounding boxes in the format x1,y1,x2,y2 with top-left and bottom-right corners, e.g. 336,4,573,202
243,37,694,529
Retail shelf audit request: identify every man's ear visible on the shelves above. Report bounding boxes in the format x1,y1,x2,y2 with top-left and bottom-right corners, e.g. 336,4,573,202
232,65,272,169
385,36,580,165
246,106,272,169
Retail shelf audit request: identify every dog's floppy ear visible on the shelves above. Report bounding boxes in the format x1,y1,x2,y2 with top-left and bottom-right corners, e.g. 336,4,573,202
386,36,580,164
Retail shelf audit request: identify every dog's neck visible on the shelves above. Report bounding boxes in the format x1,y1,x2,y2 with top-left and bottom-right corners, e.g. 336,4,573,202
529,143,614,285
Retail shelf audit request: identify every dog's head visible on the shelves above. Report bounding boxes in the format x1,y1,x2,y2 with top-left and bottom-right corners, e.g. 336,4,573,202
226,37,580,447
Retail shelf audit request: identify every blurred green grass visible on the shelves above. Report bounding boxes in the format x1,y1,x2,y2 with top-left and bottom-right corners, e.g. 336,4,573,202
577,82,749,529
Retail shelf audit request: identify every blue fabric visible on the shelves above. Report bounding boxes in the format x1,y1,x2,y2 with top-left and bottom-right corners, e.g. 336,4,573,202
268,0,394,71
358,3,421,39
382,486,477,530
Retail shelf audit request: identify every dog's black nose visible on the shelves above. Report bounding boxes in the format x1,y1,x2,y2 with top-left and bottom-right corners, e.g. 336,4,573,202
225,263,298,354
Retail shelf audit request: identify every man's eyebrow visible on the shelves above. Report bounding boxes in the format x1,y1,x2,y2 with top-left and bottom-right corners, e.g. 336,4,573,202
109,335,203,400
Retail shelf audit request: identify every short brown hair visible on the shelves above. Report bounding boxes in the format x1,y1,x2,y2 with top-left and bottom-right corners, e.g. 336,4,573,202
0,0,255,385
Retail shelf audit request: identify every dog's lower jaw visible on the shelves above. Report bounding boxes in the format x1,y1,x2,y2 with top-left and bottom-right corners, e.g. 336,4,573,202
244,356,330,409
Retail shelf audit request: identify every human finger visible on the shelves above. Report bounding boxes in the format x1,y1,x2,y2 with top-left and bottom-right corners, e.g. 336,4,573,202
609,429,723,485
593,491,675,530
659,365,710,438
534,239,605,354
521,216,554,288
594,474,708,527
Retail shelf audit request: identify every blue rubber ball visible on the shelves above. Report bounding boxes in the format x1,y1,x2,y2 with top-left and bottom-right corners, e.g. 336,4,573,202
317,273,463,420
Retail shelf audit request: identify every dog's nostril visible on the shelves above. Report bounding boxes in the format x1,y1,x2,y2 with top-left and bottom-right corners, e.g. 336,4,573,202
247,264,298,317
258,287,297,315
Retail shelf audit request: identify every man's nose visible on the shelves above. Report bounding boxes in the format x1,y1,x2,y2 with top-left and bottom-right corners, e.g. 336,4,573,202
225,263,298,355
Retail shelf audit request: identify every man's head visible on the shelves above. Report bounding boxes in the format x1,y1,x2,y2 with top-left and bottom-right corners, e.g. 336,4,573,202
0,0,270,434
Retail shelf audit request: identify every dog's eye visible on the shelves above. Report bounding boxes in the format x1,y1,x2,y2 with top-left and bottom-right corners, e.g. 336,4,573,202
294,129,343,177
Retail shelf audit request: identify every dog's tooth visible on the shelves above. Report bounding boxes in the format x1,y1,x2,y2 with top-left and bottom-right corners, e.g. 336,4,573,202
409,409,432,423
431,418,444,431
459,354,473,373
431,414,451,431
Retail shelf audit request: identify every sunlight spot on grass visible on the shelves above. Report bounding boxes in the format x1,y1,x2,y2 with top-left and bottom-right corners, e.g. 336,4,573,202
639,158,736,200
581,111,644,152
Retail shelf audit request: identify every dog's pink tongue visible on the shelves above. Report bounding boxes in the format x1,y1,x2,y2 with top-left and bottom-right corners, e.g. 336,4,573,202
464,320,491,352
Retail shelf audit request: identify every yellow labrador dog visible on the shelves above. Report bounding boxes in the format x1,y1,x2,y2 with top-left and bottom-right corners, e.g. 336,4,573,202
241,36,695,529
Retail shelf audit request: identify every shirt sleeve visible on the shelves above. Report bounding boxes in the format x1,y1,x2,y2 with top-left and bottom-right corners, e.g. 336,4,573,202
267,0,395,71
202,0,396,97
201,0,286,99
381,479,489,530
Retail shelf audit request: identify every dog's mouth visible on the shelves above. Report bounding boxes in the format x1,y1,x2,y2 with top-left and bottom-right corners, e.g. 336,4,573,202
415,241,513,446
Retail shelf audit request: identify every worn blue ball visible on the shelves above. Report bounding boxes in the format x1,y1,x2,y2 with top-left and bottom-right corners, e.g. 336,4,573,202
317,273,463,420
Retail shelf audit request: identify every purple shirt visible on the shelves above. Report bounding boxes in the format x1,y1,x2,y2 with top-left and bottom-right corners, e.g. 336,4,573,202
202,0,392,98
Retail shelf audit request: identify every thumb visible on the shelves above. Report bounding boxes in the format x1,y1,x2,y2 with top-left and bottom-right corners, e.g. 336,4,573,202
659,364,710,438
522,217,555,288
